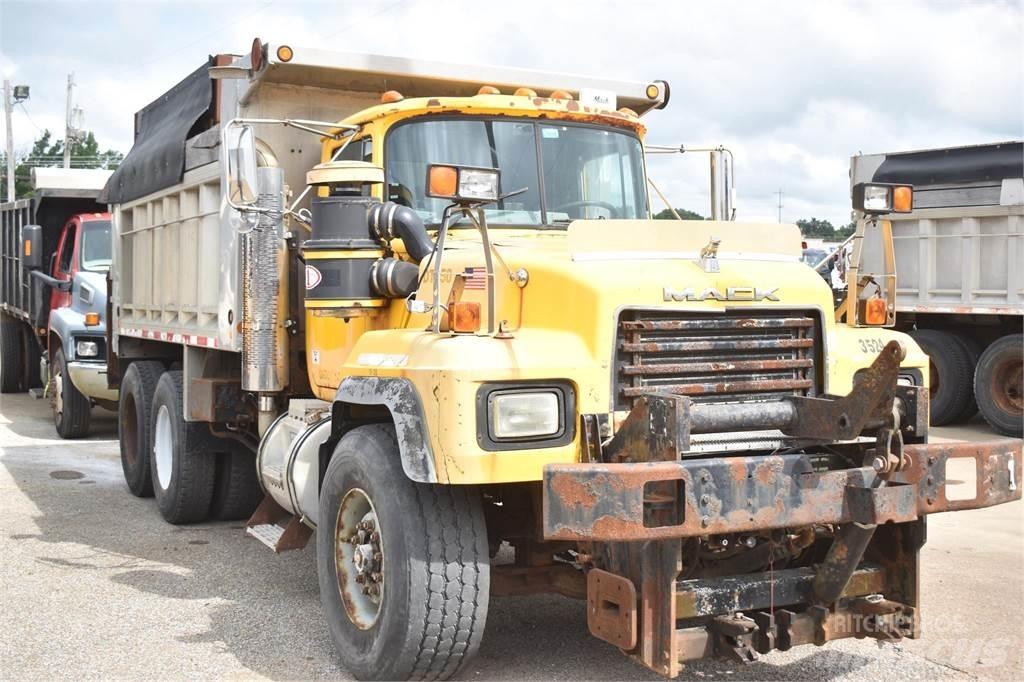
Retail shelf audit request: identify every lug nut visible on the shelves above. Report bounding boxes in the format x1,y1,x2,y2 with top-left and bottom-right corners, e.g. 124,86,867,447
355,574,365,584
373,552,382,562
370,532,380,543
871,456,887,472
365,519,375,531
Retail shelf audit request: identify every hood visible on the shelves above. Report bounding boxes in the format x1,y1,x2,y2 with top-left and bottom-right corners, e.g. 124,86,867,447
424,219,835,358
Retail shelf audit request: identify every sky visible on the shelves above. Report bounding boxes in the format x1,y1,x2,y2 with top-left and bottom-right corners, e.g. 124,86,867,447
1,0,1022,227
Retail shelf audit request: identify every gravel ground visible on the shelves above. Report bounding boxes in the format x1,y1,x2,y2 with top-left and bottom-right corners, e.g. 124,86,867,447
1,393,1021,680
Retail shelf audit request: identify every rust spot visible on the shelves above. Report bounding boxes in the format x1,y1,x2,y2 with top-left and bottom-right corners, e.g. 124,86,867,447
566,100,580,111
592,514,646,538
550,474,599,508
426,98,441,107
729,458,748,483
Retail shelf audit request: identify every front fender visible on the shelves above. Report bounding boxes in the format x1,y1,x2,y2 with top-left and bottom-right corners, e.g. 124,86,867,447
334,376,437,483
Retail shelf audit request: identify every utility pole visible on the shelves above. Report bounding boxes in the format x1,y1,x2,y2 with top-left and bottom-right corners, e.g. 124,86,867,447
775,189,784,223
63,73,76,168
3,80,13,202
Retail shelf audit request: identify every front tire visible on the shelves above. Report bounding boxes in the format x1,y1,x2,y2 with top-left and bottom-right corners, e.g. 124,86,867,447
52,348,91,438
150,370,215,523
317,424,490,680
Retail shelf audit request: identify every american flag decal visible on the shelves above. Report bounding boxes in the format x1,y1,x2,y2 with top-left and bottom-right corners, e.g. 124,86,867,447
462,267,487,290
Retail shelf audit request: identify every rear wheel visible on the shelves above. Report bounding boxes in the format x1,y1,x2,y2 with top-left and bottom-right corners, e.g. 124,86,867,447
21,327,42,389
209,449,263,520
118,361,164,497
52,348,91,438
974,334,1023,437
0,318,23,393
150,370,216,524
948,331,982,421
910,329,973,426
317,424,490,680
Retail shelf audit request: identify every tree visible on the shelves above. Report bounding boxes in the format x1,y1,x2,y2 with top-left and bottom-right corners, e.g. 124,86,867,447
2,129,124,199
795,217,855,240
653,207,705,220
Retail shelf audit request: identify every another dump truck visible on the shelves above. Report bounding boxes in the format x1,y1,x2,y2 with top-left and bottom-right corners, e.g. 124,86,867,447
1,167,117,437
850,142,1023,436
104,40,1022,679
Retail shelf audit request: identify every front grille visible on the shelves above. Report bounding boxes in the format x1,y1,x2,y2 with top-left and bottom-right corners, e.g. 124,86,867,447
614,309,821,409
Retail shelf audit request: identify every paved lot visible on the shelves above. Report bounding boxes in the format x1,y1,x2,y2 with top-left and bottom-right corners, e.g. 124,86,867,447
1,392,1021,680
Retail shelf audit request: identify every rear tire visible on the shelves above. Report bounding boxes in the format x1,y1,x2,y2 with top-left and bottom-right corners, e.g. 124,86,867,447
52,348,91,439
948,331,982,422
150,370,215,524
0,318,23,393
910,329,973,426
974,334,1023,437
22,327,42,389
317,424,490,680
118,361,163,497
209,449,263,520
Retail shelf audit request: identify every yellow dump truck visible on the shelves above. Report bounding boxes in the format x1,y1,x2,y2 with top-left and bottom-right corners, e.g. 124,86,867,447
97,40,1021,679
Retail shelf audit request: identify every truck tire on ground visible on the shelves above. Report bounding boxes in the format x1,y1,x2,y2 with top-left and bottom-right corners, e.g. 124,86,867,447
209,450,263,520
317,424,490,681
948,331,982,421
52,348,91,438
910,329,973,426
974,334,1023,437
150,370,216,524
0,318,23,393
118,361,164,497
22,327,42,389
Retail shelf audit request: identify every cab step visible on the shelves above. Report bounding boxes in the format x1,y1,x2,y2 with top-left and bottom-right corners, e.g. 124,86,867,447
245,496,312,553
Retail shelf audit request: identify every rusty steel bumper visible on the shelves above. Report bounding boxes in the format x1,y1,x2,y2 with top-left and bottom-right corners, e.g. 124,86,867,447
543,440,1021,542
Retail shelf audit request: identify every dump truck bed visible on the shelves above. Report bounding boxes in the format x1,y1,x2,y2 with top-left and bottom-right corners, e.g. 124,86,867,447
851,141,1023,316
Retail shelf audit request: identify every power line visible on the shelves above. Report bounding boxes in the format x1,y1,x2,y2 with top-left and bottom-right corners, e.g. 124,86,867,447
17,102,43,133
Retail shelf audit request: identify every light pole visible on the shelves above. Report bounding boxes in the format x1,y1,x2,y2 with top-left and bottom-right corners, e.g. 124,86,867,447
3,80,30,202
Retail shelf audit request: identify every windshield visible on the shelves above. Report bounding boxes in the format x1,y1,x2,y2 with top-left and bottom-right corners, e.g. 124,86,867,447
81,220,112,271
385,118,648,227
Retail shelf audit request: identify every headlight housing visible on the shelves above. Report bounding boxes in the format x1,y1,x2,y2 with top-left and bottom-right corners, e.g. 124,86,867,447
476,382,575,451
76,340,99,358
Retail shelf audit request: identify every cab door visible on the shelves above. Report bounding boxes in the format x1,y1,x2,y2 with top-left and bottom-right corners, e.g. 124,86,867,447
49,217,79,312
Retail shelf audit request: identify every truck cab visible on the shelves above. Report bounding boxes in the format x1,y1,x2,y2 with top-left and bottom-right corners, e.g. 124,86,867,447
44,211,117,436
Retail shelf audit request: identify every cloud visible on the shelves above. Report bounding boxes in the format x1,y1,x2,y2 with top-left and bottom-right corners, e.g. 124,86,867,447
2,0,1020,227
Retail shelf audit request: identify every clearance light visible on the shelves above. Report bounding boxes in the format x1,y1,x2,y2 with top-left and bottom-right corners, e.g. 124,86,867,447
276,45,294,62
426,164,500,203
514,87,537,97
450,301,481,333
646,83,660,99
477,85,500,95
863,296,887,325
84,312,100,326
23,238,31,257
549,89,574,100
380,90,404,103
852,183,913,215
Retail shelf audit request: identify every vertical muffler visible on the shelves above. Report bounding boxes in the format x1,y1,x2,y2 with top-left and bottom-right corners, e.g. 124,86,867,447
242,167,288,432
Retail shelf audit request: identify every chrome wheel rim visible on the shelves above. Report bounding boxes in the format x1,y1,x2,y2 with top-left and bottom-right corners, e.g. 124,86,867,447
52,369,64,423
154,405,173,490
335,487,384,629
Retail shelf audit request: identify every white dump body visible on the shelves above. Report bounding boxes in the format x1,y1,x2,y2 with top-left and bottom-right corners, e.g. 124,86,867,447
851,142,1023,317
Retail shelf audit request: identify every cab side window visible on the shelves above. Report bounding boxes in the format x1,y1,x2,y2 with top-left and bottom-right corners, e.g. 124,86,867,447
58,223,77,273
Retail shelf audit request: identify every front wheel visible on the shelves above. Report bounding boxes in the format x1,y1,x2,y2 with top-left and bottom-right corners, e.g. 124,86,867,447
52,348,91,439
317,424,490,680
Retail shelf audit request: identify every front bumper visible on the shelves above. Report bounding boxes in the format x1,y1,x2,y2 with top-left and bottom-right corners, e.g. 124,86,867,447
67,361,118,401
544,440,1021,541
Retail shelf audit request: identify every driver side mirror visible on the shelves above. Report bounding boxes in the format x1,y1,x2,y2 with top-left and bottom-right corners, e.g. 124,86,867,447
21,224,43,270
225,124,259,210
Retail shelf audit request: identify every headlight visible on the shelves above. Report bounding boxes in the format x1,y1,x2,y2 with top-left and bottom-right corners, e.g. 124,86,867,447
76,340,99,358
490,391,560,439
852,182,913,215
458,169,500,202
426,164,501,203
476,382,575,450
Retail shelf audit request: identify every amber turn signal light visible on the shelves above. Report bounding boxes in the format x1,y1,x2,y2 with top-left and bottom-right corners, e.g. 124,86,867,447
863,296,887,325
893,185,913,213
84,312,100,326
513,87,537,97
23,239,31,257
450,301,481,333
477,85,500,95
380,90,404,103
427,165,458,198
276,45,293,62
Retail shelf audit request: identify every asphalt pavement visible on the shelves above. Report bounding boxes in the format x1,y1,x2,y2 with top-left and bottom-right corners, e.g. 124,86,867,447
1,392,1021,680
